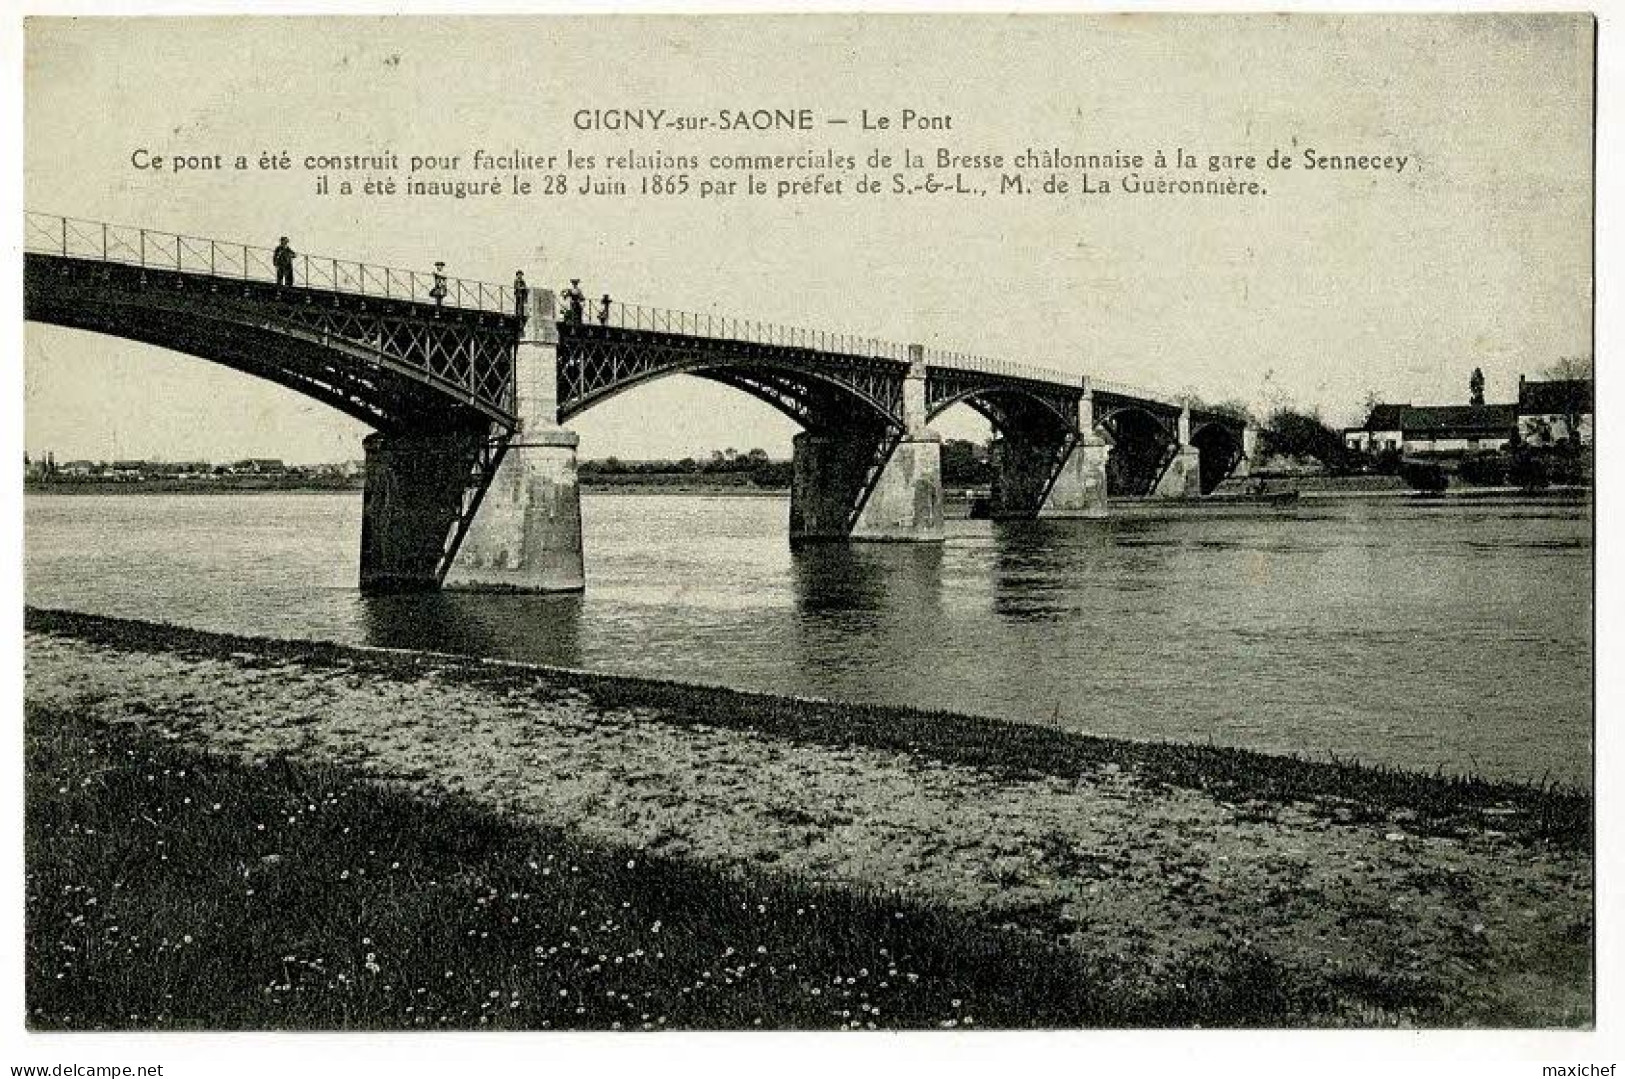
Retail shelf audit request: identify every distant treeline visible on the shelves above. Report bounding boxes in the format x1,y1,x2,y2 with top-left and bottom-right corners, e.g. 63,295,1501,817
579,448,792,488
579,440,995,490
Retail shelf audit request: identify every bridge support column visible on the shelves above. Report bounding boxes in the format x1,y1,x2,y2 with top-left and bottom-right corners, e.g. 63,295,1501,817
1036,437,1111,516
1152,405,1203,499
987,436,1109,518
445,289,586,592
1038,377,1110,517
1231,424,1258,479
360,429,488,592
789,346,943,543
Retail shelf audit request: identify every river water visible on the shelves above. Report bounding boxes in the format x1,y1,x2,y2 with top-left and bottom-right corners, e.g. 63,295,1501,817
24,491,1593,786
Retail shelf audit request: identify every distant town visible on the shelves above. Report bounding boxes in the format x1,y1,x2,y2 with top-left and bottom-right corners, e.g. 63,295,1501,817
22,454,367,490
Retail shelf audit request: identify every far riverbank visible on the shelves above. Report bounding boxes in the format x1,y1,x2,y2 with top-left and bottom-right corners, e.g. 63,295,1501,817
26,473,1592,500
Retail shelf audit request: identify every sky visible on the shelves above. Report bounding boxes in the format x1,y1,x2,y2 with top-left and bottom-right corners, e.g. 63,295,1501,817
21,14,1594,463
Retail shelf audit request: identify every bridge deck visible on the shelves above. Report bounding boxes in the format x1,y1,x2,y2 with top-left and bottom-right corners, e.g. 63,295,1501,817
24,210,1244,443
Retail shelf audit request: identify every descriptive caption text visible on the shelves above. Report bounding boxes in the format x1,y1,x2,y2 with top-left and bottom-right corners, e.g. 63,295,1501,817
127,106,1416,204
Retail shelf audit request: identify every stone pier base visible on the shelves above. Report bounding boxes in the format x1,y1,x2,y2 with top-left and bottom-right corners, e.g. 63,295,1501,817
444,429,585,592
789,430,944,542
1037,438,1110,517
990,436,1109,519
1152,446,1204,499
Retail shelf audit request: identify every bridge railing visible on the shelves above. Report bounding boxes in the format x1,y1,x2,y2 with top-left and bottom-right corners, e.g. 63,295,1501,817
920,347,1078,387
25,211,514,315
562,297,912,362
1091,378,1181,407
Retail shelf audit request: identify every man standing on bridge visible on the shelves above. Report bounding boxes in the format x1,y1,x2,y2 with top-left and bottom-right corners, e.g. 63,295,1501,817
430,262,448,307
273,237,295,288
513,271,528,321
598,293,613,326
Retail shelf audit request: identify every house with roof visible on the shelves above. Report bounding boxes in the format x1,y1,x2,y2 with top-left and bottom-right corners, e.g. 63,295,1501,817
1517,376,1592,447
1344,403,1518,457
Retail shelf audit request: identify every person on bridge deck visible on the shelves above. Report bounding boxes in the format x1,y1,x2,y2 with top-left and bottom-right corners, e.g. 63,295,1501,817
513,271,528,320
598,294,612,326
272,237,295,288
562,279,586,324
430,262,448,307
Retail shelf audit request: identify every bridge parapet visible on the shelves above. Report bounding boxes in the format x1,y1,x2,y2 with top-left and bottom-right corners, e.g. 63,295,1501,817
920,347,1074,386
578,298,911,363
1091,378,1182,408
24,211,514,315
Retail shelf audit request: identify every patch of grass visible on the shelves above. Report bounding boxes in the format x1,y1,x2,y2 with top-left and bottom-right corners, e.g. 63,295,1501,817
25,608,1592,851
27,705,1432,1030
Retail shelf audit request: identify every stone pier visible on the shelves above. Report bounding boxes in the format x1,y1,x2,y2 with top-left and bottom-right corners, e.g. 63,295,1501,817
789,345,943,543
1231,424,1259,479
989,377,1110,518
1152,405,1204,499
444,289,586,592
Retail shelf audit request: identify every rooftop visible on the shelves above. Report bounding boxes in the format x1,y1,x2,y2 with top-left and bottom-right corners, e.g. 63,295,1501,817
1518,378,1592,415
1357,403,1517,435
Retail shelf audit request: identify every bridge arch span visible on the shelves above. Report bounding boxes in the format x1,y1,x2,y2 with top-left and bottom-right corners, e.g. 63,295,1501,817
924,383,1076,437
33,292,469,435
1093,400,1179,440
924,379,1100,520
556,344,903,434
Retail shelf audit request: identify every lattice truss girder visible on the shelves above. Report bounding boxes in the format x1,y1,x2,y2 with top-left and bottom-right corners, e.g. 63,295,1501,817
557,327,907,431
925,369,1081,436
273,304,515,420
24,255,519,433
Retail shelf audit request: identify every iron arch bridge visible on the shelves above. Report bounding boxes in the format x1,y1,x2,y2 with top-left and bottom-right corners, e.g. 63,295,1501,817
24,210,1251,591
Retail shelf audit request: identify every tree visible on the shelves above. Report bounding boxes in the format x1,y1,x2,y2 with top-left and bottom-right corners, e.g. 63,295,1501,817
1546,355,1594,381
1258,406,1352,472
940,439,990,486
1469,367,1485,407
1508,448,1550,491
1201,398,1257,426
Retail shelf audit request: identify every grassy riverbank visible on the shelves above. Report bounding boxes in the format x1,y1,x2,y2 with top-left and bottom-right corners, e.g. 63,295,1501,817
27,704,1348,1030
24,609,1593,1028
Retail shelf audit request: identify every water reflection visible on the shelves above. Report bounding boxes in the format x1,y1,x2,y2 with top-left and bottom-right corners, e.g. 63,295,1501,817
791,542,943,614
788,541,946,705
986,518,1120,620
361,590,585,668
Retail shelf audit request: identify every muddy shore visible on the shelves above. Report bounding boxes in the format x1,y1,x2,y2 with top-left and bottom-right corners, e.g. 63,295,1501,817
24,608,1593,1026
